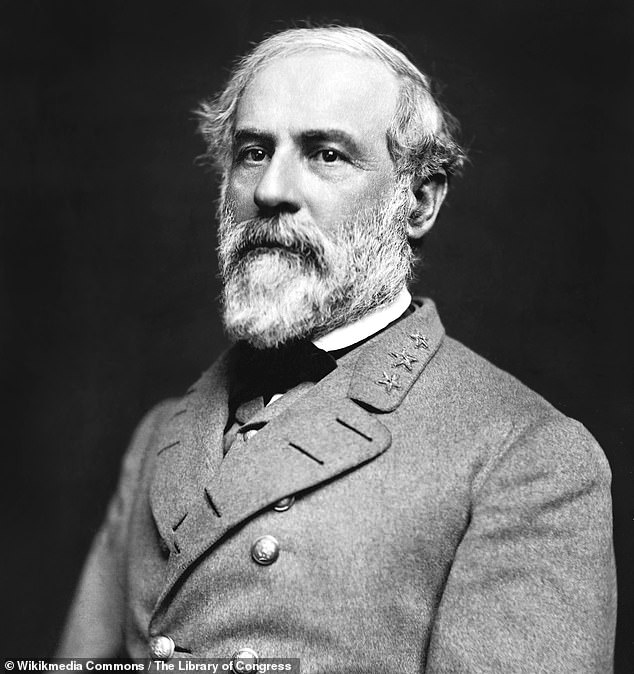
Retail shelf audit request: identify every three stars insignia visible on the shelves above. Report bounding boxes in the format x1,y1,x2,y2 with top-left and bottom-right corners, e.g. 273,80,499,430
375,331,431,394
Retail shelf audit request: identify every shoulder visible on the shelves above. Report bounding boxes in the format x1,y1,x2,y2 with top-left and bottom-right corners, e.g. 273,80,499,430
404,333,611,486
429,335,557,423
428,334,592,431
130,400,179,448
112,399,181,495
123,349,234,460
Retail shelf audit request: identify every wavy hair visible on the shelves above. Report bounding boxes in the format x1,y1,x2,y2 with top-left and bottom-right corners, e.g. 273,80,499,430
197,26,466,182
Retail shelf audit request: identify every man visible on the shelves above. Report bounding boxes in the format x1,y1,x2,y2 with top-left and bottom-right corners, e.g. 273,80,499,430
58,26,617,671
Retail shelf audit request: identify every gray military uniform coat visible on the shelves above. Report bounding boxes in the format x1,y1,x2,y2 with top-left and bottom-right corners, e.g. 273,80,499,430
58,298,617,672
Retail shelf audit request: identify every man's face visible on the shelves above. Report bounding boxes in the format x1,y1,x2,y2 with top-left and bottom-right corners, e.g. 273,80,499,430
218,51,413,348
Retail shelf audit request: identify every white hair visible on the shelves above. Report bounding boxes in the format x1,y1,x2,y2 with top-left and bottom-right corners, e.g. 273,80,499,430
197,26,465,182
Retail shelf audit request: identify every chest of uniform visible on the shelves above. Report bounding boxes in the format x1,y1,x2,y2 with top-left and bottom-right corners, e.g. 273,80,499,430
124,423,476,658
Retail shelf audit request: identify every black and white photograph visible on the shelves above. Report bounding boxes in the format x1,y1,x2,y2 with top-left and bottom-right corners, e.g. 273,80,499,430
2,1,632,671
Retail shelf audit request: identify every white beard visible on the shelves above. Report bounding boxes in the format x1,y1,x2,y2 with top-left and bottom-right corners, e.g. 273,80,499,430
217,182,413,349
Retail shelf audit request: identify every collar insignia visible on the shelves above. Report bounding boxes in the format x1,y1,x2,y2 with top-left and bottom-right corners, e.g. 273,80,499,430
409,332,430,350
376,371,402,393
348,298,445,412
389,348,418,371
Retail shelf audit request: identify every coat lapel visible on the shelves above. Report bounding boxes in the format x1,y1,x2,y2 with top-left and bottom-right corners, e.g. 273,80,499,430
149,354,230,550
149,298,445,621
149,353,392,621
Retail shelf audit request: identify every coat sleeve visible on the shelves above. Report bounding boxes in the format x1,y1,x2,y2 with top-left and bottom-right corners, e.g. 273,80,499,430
425,416,617,673
56,402,172,657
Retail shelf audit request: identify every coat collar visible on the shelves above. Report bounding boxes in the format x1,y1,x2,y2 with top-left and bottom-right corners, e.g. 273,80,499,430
148,297,444,624
348,296,445,412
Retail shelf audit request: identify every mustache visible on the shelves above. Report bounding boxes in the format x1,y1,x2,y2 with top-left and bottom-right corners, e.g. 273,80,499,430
221,213,330,273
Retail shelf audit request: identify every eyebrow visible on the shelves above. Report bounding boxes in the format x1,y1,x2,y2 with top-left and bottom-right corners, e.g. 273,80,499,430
300,129,363,153
233,128,275,146
233,127,364,155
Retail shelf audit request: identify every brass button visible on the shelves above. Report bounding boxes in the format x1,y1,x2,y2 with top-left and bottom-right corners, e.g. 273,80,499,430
232,648,258,672
149,635,175,661
251,535,280,565
273,495,295,512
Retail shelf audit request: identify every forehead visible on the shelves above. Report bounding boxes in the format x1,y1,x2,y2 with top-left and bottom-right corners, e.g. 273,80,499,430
235,52,400,143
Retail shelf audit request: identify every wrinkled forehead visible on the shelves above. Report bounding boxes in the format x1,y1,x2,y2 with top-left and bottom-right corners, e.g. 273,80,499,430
235,52,401,142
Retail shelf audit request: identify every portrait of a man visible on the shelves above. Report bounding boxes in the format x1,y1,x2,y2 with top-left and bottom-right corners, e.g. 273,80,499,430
54,22,617,670
2,2,631,672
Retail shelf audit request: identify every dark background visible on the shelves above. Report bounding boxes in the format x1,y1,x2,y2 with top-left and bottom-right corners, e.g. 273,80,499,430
2,0,632,667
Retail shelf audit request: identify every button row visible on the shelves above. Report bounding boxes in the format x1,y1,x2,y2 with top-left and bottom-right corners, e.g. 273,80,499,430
151,422,289,663
149,636,259,669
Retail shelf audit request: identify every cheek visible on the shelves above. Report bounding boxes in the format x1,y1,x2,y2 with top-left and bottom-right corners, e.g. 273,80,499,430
225,174,257,220
324,177,396,223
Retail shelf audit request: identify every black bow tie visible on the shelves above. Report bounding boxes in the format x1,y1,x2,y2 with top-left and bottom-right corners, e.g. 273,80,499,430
229,340,337,409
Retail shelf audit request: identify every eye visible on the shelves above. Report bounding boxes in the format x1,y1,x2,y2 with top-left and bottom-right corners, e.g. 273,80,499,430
238,147,268,164
316,149,343,163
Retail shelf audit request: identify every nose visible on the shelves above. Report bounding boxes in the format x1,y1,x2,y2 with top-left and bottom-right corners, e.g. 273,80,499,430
253,151,301,215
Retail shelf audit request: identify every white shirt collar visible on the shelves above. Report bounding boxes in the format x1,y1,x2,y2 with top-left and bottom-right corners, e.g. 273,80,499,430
312,286,412,353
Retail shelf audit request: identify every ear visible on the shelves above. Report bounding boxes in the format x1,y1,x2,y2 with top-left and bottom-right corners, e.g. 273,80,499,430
406,173,448,241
